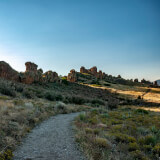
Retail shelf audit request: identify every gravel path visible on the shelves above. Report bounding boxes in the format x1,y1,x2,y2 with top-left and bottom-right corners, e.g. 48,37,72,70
13,112,86,160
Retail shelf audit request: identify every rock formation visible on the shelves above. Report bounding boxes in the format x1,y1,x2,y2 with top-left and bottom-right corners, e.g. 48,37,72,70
42,71,59,83
0,61,19,81
67,69,77,82
25,62,38,73
89,66,97,76
80,66,106,80
97,70,103,79
80,66,89,74
19,62,39,84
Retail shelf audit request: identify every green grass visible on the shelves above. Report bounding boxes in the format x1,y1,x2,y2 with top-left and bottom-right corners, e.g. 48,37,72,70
75,108,160,160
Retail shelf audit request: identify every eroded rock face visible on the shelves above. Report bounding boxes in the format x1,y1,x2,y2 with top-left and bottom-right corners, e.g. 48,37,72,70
21,62,59,84
97,70,103,79
0,61,19,81
25,62,38,73
80,66,89,74
0,61,60,84
42,71,59,83
89,66,97,76
20,62,39,84
79,66,107,80
67,69,77,82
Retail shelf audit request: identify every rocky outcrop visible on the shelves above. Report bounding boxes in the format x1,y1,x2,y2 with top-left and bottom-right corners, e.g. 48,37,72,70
20,71,37,84
97,70,103,79
80,66,89,74
67,69,77,82
25,62,38,73
0,61,19,81
42,71,59,83
89,66,97,76
0,61,60,84
80,66,105,80
20,62,39,84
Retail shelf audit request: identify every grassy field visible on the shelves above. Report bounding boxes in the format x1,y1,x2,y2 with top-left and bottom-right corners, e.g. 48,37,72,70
75,107,160,160
84,82,160,103
0,78,118,159
0,96,91,160
0,77,160,160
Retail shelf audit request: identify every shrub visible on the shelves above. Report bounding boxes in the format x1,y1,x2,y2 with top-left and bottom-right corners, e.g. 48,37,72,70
45,92,55,101
55,94,63,101
112,133,136,143
15,84,24,92
61,77,69,85
135,109,149,115
88,116,98,125
13,99,24,106
68,96,86,105
143,145,152,152
131,150,146,160
23,90,34,99
104,83,111,86
85,128,93,134
91,80,100,85
144,135,156,146
0,149,13,160
91,99,105,106
128,142,140,152
153,143,160,155
137,95,142,99
94,137,110,148
0,82,16,97
107,98,119,109
55,102,67,113
93,129,100,135
79,114,86,121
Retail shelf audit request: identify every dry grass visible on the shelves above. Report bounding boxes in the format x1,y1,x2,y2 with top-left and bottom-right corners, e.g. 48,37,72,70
84,83,160,103
0,96,90,158
75,107,160,160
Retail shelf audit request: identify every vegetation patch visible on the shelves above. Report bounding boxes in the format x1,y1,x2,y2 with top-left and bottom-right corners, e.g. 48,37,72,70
75,108,160,160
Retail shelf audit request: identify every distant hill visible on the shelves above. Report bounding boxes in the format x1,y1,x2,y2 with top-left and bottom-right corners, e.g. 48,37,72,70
156,80,160,86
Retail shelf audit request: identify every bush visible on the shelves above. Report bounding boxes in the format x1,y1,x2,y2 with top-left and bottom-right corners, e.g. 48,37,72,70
55,102,67,113
45,92,55,101
79,113,87,121
91,99,105,106
55,94,63,101
23,90,34,99
15,84,24,92
128,142,140,151
94,137,110,148
107,98,119,109
144,135,156,146
85,128,93,134
65,96,86,105
0,82,16,97
135,109,149,115
61,77,69,85
131,150,147,160
104,83,111,86
0,149,13,160
153,143,160,155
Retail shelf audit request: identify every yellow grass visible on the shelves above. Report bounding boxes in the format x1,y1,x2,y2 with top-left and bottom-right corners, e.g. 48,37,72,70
84,84,160,103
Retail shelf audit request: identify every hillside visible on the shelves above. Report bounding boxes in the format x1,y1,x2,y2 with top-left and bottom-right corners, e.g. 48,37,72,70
0,61,160,160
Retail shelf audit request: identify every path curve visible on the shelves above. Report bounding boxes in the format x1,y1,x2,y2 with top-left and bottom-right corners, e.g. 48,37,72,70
13,112,86,160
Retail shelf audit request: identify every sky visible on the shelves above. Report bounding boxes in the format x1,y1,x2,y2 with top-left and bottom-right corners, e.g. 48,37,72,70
0,0,160,81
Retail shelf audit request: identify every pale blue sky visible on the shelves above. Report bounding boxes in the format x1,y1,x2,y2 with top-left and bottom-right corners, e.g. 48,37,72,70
0,0,160,81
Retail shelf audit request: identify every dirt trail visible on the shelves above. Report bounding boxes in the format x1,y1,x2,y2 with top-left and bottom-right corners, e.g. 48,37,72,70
13,112,86,160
